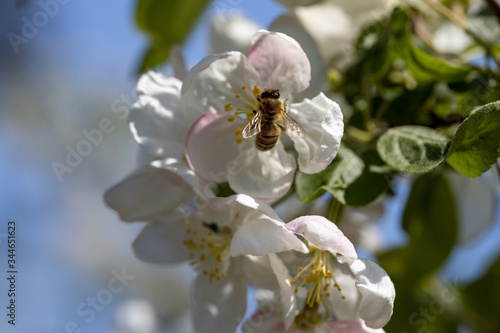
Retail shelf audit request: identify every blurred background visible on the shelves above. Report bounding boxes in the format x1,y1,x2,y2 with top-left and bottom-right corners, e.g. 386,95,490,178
0,0,499,332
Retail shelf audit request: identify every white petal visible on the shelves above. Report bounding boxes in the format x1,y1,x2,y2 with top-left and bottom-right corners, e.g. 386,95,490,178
243,255,280,290
151,159,214,200
229,142,297,201
202,194,283,229
327,260,362,320
350,259,395,329
242,303,285,333
269,254,297,331
182,52,260,114
192,260,247,333
231,214,307,256
210,14,259,55
185,113,248,183
132,214,193,265
288,93,344,174
131,73,199,160
104,163,191,222
249,30,311,97
286,216,358,260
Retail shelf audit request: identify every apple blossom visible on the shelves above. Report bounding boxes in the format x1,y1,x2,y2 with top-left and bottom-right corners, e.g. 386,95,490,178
182,30,344,200
132,194,307,332
244,215,395,330
104,72,212,222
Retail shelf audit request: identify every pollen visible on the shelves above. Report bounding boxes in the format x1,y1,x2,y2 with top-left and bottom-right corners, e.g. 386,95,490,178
253,85,262,96
224,102,233,112
290,248,346,308
236,137,243,144
234,128,242,136
241,85,247,90
235,94,241,98
227,116,235,122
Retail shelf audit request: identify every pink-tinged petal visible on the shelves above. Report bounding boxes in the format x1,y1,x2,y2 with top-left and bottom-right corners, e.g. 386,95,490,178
249,30,311,96
229,142,297,201
182,52,260,114
202,194,283,229
192,260,247,333
104,164,191,222
327,318,384,333
132,216,193,265
186,113,247,183
242,303,285,333
350,259,395,329
288,93,344,174
286,216,357,260
230,214,307,256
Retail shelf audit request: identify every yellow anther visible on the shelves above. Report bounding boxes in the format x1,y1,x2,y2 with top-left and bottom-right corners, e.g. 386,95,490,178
228,116,235,122
221,272,227,277
235,94,241,98
294,288,298,294
242,85,247,90
298,267,303,272
341,296,346,300
253,85,262,96
186,229,191,234
203,270,208,275
224,102,233,111
236,137,243,144
290,280,296,285
235,128,242,136
326,292,331,297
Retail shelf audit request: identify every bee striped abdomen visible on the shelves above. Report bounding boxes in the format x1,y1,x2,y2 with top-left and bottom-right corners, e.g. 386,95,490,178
255,122,281,151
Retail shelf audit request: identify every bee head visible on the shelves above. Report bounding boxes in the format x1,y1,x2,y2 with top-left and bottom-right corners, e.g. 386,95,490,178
259,89,280,100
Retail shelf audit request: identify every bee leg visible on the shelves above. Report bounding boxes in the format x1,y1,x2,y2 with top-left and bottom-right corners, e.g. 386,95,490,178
253,110,257,114
278,124,287,132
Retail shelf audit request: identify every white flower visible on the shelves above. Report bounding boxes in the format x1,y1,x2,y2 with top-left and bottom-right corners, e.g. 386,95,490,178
182,30,344,200
210,13,259,55
132,194,307,332
248,215,395,330
104,72,211,222
272,0,389,63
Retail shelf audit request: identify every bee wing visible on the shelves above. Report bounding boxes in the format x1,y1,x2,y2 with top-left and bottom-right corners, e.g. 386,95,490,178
242,110,262,138
281,112,306,138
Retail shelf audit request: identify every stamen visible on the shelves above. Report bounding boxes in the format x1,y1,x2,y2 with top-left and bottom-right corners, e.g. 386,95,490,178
253,85,262,96
227,116,235,122
241,85,247,90
224,102,233,112
235,128,242,136
236,137,243,144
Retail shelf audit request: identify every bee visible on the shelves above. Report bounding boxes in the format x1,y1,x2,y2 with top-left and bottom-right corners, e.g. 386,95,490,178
242,89,306,151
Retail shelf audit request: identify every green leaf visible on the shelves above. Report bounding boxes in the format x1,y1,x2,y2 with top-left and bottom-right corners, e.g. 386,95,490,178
295,146,392,205
377,126,451,173
461,255,500,332
389,9,470,84
379,173,458,332
447,101,500,177
136,0,210,73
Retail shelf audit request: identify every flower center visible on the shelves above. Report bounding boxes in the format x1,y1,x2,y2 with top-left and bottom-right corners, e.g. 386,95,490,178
291,248,345,307
224,84,262,145
182,223,232,282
